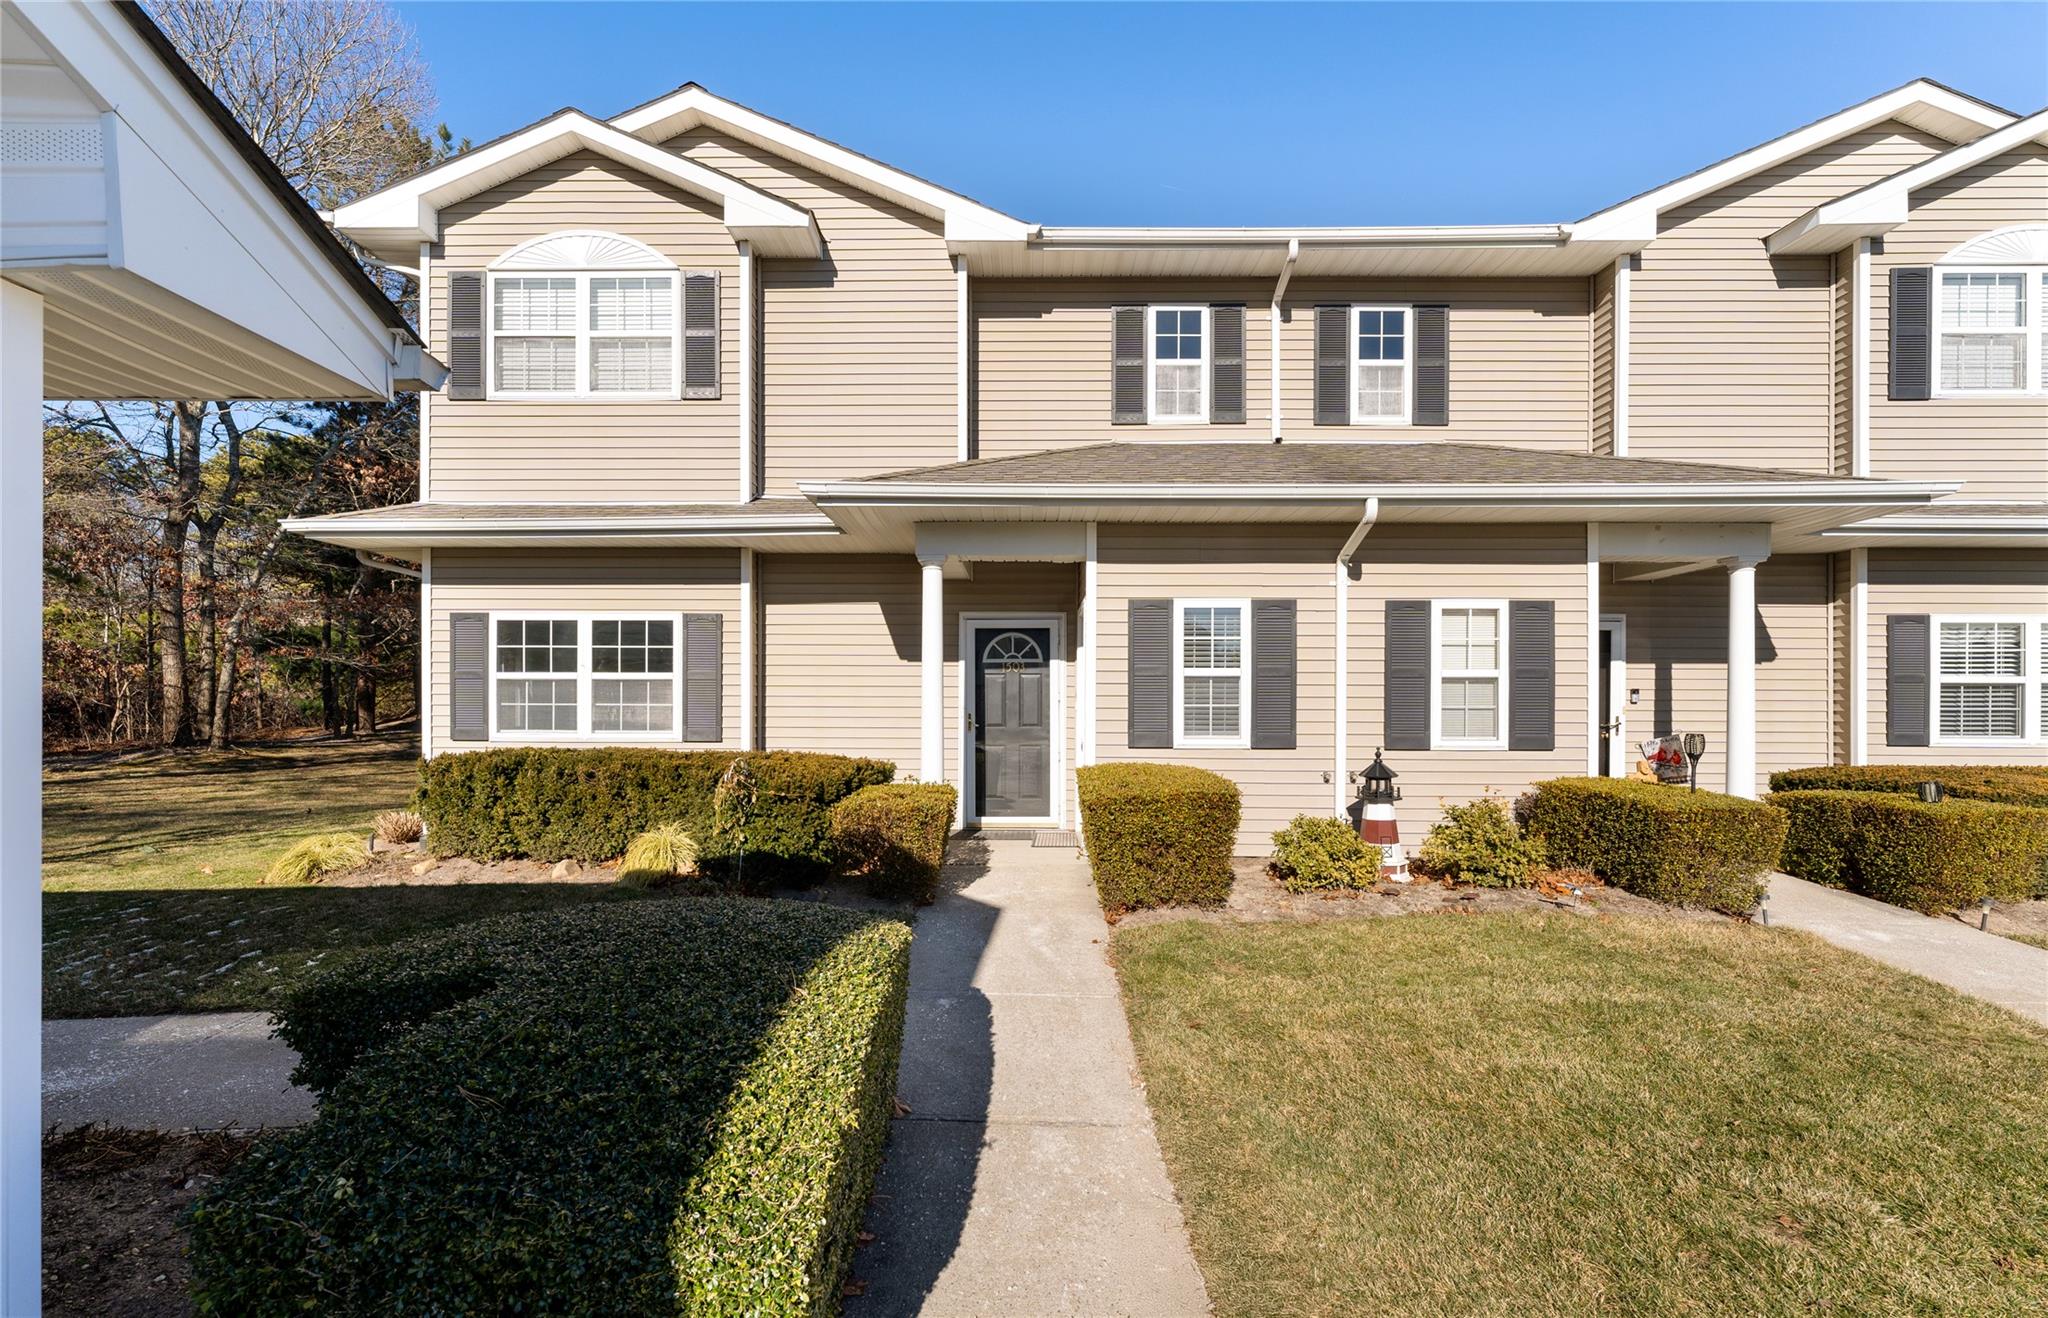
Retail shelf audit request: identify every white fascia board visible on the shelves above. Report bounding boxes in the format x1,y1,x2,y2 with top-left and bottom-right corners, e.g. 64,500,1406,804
1575,81,2013,244
799,479,1960,506
332,111,819,259
1766,108,2048,256
1032,224,1569,247
609,85,1034,243
284,512,837,536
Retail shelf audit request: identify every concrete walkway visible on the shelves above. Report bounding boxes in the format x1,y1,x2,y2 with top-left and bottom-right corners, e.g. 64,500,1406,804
1768,874,2048,1027
43,1011,313,1132
847,839,1211,1317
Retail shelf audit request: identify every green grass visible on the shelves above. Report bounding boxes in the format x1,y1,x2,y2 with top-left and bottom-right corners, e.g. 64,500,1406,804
1115,914,2048,1317
2009,932,2048,952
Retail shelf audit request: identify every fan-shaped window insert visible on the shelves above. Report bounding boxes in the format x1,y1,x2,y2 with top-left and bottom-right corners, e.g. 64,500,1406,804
982,631,1046,668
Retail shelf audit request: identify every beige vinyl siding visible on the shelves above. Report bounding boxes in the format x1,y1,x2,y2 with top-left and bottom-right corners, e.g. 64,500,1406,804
1630,121,1948,471
1589,263,1616,456
1280,279,1590,447
427,548,742,752
974,281,1273,458
1866,143,2048,501
665,129,958,490
429,152,741,502
1866,548,2048,765
1603,555,1836,793
1347,525,1590,820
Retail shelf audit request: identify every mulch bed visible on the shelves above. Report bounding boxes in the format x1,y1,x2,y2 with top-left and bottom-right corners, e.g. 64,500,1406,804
43,1126,254,1318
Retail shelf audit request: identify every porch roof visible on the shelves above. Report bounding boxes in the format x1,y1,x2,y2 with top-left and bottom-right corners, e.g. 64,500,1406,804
282,498,841,555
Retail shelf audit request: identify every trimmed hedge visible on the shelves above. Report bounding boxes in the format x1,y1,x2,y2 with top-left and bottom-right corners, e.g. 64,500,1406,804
1772,789,2048,913
416,748,893,882
188,899,911,1315
1523,778,1788,915
1269,814,1382,892
830,783,958,903
1767,764,2048,809
1075,762,1240,914
1415,796,1547,888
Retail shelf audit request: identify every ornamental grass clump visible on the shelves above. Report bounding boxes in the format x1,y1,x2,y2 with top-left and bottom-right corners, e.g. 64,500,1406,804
617,822,699,889
374,810,423,844
1269,815,1383,892
262,832,368,886
1415,796,1546,888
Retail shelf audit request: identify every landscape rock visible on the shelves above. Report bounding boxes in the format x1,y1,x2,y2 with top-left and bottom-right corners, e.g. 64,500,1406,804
410,858,438,877
551,859,582,880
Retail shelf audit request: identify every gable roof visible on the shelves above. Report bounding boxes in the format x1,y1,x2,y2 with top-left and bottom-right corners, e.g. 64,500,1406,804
1572,79,2014,243
329,109,821,263
609,82,1033,243
1767,106,2048,255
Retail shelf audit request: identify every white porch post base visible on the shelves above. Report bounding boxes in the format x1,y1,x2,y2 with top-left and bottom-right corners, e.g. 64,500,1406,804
1725,556,1760,797
919,555,945,787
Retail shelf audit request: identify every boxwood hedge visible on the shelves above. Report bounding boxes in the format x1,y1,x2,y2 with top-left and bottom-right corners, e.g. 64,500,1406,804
416,747,893,883
1772,788,2048,913
1523,777,1788,915
1075,762,1240,913
829,782,957,903
187,899,911,1316
1766,764,2048,809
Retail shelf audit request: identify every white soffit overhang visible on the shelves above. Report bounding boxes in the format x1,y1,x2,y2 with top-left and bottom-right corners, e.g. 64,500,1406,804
1574,80,2014,246
1801,503,2048,550
328,110,821,263
1767,108,2048,255
282,506,847,555
609,83,1033,244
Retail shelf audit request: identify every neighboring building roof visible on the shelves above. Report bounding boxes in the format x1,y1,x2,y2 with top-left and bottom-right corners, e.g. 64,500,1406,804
1810,501,2048,549
283,499,840,554
1768,107,2048,255
329,109,822,264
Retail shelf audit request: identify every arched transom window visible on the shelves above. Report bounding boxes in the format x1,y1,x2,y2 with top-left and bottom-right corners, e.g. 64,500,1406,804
487,231,680,399
982,631,1046,669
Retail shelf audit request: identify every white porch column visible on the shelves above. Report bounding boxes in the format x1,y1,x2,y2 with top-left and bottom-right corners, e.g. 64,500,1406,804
920,553,945,784
1725,555,1761,797
739,548,757,749
1848,547,1869,764
2,280,45,1315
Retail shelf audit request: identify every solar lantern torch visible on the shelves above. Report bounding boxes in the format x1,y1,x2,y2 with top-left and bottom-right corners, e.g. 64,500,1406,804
1683,733,1707,793
1358,750,1408,881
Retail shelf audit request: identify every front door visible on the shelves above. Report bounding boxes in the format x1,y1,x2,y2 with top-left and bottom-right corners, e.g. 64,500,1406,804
973,625,1052,818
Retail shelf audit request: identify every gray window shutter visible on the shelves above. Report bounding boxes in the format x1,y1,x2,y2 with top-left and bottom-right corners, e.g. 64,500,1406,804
1385,600,1429,750
450,611,487,741
1127,599,1171,748
1508,600,1555,751
683,271,720,399
1210,304,1245,424
1250,599,1296,749
1889,267,1931,401
1413,304,1449,426
1886,614,1930,747
1314,305,1348,426
446,272,483,400
684,613,723,743
1112,306,1146,424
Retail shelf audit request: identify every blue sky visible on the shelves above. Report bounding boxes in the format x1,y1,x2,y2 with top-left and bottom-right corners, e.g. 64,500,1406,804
396,1,2048,226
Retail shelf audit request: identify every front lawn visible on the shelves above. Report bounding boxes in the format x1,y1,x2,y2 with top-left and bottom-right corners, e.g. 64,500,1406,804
1116,914,2048,1316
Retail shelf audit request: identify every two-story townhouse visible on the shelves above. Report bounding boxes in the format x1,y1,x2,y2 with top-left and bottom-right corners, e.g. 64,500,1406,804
291,81,2048,853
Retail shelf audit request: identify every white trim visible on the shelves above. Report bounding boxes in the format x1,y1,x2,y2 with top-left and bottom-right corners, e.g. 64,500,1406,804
1611,260,1630,456
1587,523,1602,774
419,548,434,759
1429,598,1511,751
958,613,1068,827
737,240,755,501
1599,612,1628,778
1725,557,1761,798
1927,613,2047,747
1145,304,1210,424
1079,523,1099,827
1851,238,1871,476
920,557,945,786
485,265,683,402
1929,265,2045,399
955,254,971,461
738,548,756,750
1349,303,1414,426
1849,546,1869,765
1941,224,2048,266
484,611,686,744
419,240,434,500
1172,598,1252,749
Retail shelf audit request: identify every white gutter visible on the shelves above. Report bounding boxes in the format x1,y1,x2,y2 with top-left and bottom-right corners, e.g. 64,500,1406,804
1271,238,1299,440
1333,498,1379,816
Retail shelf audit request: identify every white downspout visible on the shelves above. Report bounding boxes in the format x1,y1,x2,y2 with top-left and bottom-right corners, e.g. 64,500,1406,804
418,241,433,500
955,254,971,462
1271,237,1299,440
738,239,757,501
1612,256,1631,457
1333,497,1380,816
354,548,422,580
418,549,433,762
1851,237,1872,477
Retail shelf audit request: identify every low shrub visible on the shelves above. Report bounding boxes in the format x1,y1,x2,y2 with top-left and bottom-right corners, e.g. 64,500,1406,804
373,809,423,844
1415,796,1547,888
188,899,912,1315
830,783,957,903
1076,763,1240,914
1767,764,2048,809
415,747,893,884
1772,789,2048,913
262,832,367,886
618,822,699,889
1523,778,1787,915
1269,815,1383,892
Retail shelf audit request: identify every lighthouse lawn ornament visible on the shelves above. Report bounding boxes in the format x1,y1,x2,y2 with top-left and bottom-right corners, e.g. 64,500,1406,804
1358,750,1409,881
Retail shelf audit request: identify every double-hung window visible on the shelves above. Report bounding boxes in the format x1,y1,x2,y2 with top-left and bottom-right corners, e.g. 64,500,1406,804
1353,305,1411,423
1173,599,1248,747
1433,601,1507,749
1148,306,1208,423
1935,268,2045,395
1932,616,2046,745
490,270,679,399
494,619,579,733
490,614,683,739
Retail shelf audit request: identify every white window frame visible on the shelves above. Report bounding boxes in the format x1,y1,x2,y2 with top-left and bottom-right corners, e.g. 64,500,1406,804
1172,597,1250,749
486,611,686,743
1928,613,2046,747
1350,303,1414,426
1146,304,1210,425
485,269,683,402
1430,599,1510,751
1930,266,2046,399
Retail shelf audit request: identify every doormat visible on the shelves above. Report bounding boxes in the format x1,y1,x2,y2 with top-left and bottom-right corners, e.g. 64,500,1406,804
1032,830,1079,848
